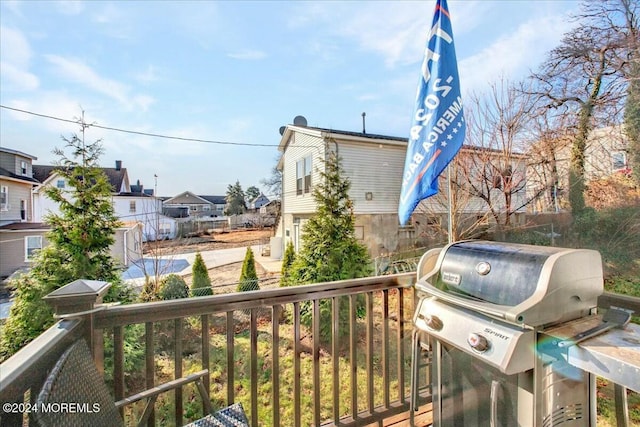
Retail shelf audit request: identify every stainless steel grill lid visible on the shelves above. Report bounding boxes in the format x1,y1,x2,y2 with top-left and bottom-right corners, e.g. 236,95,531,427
416,241,604,327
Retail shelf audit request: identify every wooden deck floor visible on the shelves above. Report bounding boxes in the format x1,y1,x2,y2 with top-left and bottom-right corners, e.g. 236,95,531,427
364,403,433,427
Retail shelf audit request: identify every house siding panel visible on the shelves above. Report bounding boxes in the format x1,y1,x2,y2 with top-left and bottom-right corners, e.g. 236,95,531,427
0,231,48,277
338,141,405,214
282,132,324,214
0,181,32,224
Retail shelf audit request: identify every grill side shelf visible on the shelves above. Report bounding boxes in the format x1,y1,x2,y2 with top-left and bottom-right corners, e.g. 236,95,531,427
541,315,640,393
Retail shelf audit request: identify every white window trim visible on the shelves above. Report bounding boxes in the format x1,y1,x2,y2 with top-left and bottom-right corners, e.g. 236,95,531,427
20,161,27,175
0,185,8,211
611,151,627,171
25,235,43,261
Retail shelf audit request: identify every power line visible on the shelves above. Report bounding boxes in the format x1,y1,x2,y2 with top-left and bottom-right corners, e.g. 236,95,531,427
0,104,280,148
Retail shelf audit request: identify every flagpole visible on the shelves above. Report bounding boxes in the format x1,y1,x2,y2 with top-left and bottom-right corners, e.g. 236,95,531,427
447,165,453,243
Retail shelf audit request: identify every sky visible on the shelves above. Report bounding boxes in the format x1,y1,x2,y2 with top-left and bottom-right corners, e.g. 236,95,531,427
0,0,581,198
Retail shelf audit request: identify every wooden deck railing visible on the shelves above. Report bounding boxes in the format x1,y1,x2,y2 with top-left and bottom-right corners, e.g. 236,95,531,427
1,275,638,427
1,273,426,427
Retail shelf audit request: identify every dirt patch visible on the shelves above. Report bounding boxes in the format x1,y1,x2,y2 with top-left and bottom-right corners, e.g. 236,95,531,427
182,261,280,293
144,228,273,256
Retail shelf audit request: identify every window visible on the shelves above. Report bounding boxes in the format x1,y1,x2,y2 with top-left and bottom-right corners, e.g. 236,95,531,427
0,186,7,211
56,179,65,189
25,236,42,260
20,161,27,175
20,200,26,220
296,156,312,195
129,201,136,213
612,152,627,171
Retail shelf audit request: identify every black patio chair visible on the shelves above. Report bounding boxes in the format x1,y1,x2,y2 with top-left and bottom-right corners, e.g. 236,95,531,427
34,339,248,427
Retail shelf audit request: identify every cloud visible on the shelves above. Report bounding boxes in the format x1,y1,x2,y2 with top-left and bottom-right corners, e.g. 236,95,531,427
0,26,39,91
458,14,576,94
227,50,267,60
44,55,154,111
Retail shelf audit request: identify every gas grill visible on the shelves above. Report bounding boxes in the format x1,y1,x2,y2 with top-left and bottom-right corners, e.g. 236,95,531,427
410,240,604,427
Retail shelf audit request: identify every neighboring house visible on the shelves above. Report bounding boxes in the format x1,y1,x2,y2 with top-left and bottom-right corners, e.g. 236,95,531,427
276,123,527,257
260,199,281,216
163,192,226,217
32,161,176,242
249,193,270,211
0,221,142,278
527,126,631,213
0,147,40,226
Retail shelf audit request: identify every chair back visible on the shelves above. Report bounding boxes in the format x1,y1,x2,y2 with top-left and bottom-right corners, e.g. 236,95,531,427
35,339,123,427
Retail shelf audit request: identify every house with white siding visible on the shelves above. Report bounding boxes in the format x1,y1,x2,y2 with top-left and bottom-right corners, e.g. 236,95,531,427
276,123,528,257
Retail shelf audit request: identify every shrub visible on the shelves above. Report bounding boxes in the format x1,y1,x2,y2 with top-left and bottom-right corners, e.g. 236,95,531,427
238,247,260,292
160,274,189,300
191,252,213,297
280,240,296,287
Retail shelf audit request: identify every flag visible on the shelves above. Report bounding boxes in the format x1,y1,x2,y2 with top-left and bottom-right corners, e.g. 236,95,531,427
398,0,465,226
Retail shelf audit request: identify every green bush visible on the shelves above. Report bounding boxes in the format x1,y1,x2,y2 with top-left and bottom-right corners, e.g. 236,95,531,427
160,274,189,300
238,247,260,292
280,241,296,287
191,252,212,297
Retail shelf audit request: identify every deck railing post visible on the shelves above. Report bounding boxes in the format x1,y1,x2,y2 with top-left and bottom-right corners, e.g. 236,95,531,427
43,279,111,363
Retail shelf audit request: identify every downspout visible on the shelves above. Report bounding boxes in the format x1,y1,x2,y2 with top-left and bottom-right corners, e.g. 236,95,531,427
123,228,129,267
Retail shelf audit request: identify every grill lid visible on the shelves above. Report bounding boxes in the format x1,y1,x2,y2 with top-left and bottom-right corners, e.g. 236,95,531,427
416,241,604,327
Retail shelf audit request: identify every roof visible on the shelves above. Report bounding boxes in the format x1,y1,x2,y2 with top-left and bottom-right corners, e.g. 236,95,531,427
0,147,38,160
0,222,50,231
32,165,129,192
0,166,40,184
198,195,226,204
306,126,407,143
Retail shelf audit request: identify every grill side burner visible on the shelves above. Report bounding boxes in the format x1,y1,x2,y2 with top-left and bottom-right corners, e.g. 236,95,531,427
411,240,604,427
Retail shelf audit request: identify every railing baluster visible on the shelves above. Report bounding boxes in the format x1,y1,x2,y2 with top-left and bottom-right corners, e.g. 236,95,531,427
293,301,301,427
382,290,390,408
350,294,358,420
174,318,183,426
397,288,406,403
366,292,374,415
272,304,281,427
313,299,321,426
250,308,258,427
201,314,210,407
226,311,235,406
332,296,340,424
145,322,155,427
114,325,124,418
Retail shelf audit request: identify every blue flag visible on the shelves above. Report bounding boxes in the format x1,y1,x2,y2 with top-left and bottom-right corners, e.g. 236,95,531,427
398,0,465,226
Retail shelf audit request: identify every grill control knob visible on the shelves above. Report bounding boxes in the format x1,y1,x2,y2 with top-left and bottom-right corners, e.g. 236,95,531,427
418,314,443,331
468,333,489,352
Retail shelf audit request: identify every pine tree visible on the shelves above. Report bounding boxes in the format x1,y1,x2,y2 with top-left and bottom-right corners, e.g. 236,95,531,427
225,180,246,215
191,252,213,296
237,247,260,292
279,240,296,287
288,151,371,342
290,151,370,284
0,121,130,360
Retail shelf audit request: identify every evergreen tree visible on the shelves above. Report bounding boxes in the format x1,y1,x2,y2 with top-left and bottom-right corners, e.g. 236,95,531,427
237,247,260,292
288,151,371,342
246,186,261,203
191,252,213,296
279,240,296,287
225,180,246,215
0,122,129,360
290,151,370,284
